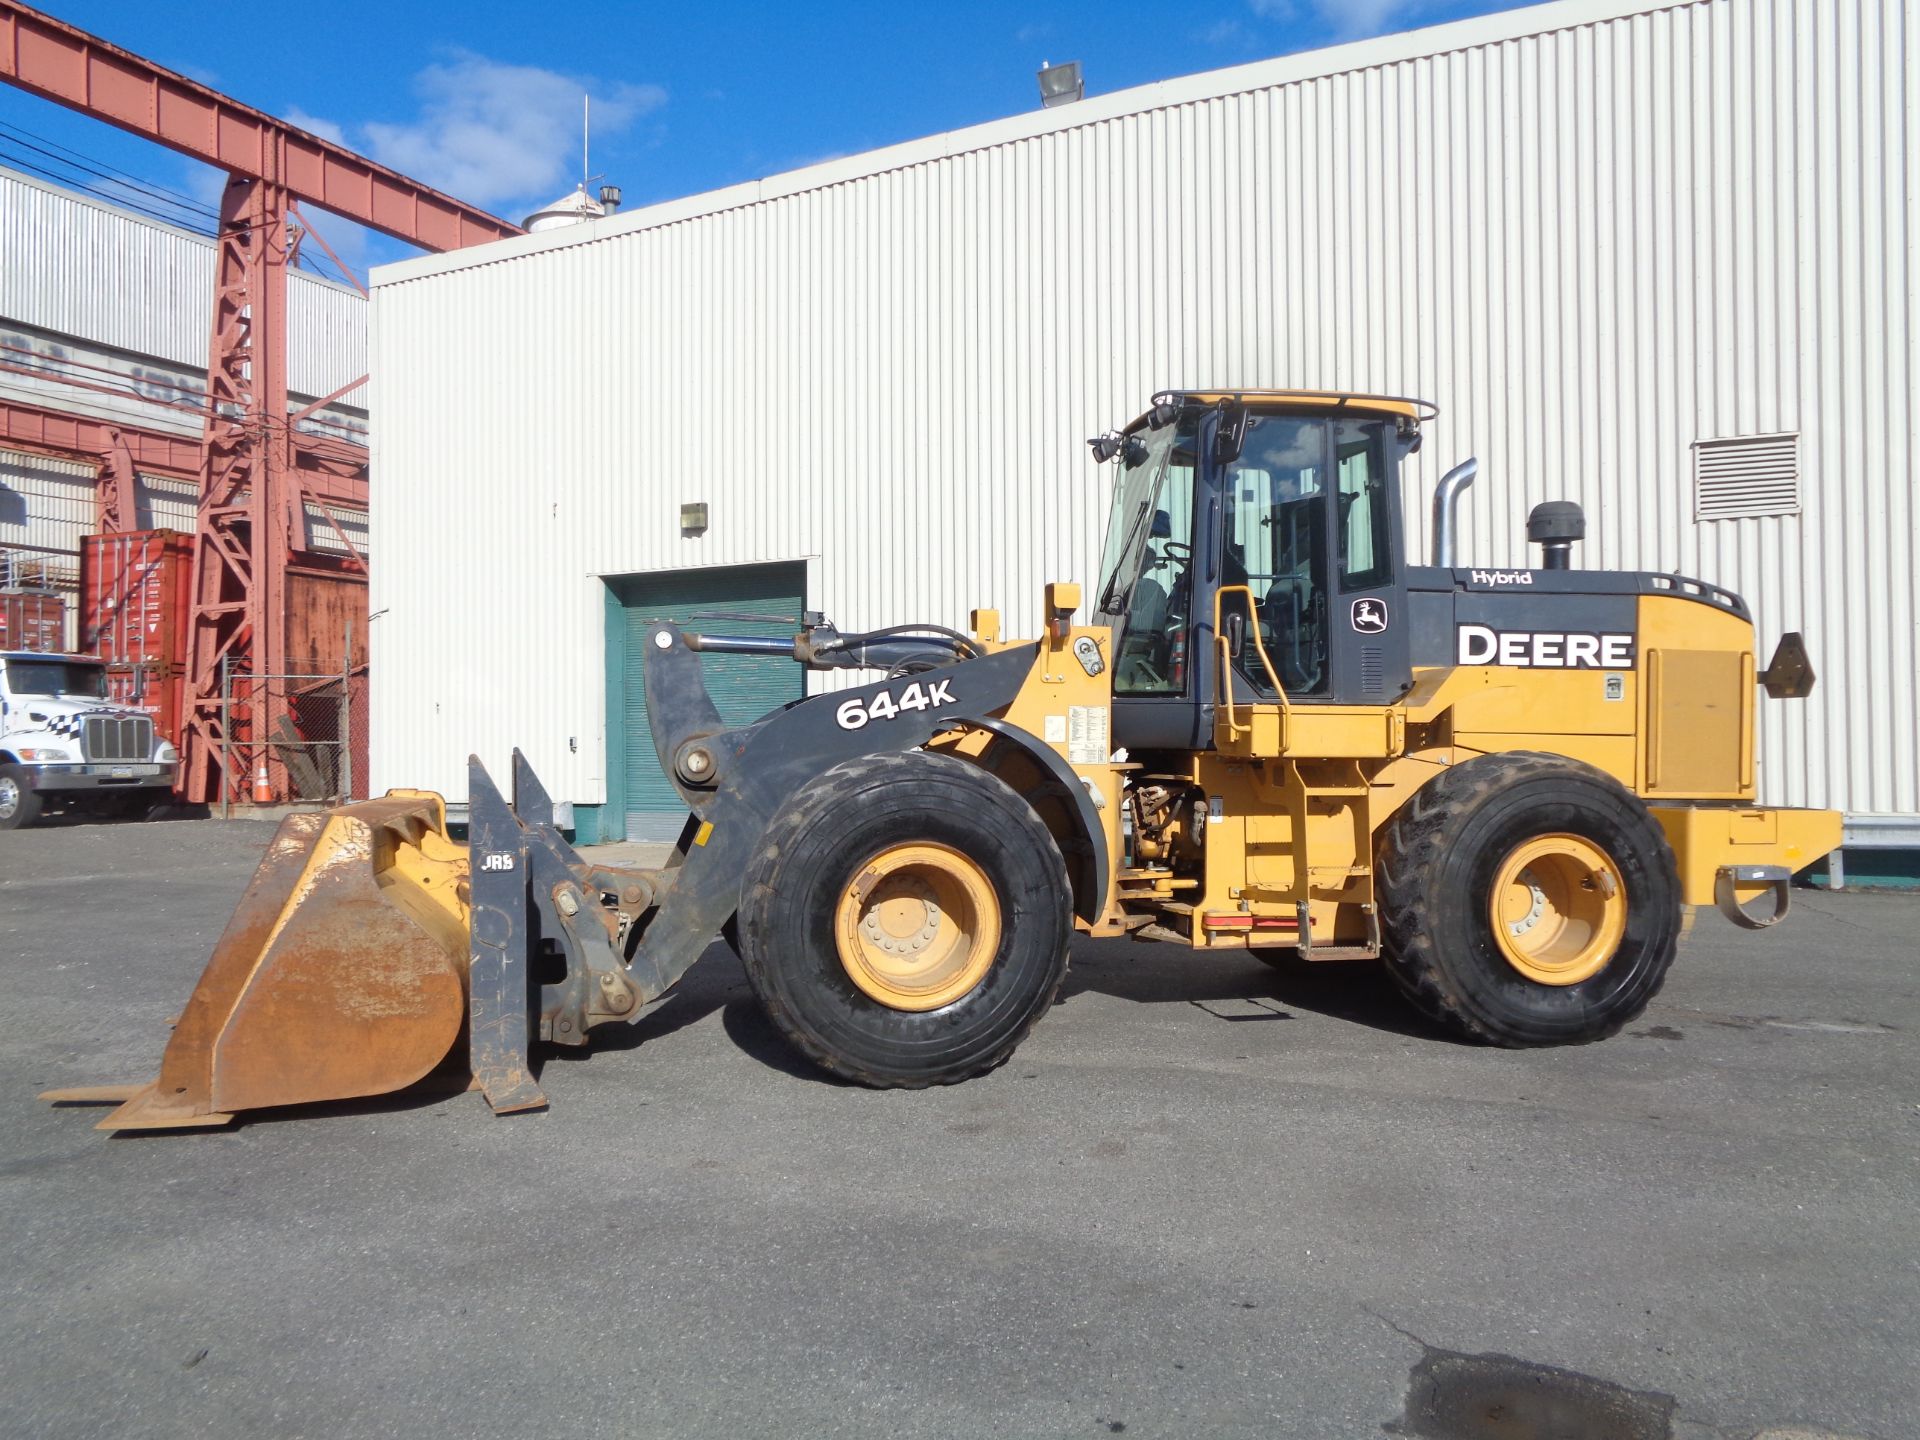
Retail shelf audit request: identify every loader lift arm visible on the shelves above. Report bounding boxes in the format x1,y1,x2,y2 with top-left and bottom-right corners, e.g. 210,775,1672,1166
543,619,1107,1097
602,626,1106,1067
488,619,1108,1114
47,617,1108,1129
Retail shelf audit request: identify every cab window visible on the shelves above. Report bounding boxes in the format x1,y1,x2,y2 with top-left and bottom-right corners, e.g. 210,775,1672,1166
1101,423,1198,695
1335,419,1393,589
1221,416,1329,696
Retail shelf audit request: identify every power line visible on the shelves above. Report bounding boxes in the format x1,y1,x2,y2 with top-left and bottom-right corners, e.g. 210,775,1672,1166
0,117,368,286
0,126,217,222
0,117,220,218
0,145,215,233
0,149,363,287
289,238,354,288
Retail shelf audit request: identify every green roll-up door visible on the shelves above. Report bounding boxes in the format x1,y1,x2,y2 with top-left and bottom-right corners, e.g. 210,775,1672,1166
613,563,806,841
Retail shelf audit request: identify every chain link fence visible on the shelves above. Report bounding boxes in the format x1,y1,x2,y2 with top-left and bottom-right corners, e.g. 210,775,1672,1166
220,660,369,807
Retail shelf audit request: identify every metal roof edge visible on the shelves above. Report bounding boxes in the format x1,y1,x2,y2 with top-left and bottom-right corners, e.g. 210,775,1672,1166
370,0,1702,290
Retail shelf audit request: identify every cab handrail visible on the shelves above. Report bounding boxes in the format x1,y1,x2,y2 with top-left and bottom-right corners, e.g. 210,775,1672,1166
1212,583,1290,745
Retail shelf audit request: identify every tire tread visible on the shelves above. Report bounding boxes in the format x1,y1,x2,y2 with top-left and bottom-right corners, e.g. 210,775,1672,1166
737,750,1071,1087
1376,751,1680,1047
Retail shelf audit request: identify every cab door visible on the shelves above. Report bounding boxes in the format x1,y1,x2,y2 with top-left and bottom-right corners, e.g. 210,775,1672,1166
1325,417,1411,704
1212,411,1411,710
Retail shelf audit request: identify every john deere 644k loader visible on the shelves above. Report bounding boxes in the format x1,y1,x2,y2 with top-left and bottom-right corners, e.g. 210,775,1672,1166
46,391,1840,1131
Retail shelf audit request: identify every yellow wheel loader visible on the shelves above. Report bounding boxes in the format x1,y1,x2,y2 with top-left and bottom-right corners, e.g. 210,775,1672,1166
45,391,1841,1132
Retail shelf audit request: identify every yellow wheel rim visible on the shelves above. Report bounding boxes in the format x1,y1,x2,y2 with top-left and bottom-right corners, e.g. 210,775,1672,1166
1489,834,1627,986
834,843,1002,1011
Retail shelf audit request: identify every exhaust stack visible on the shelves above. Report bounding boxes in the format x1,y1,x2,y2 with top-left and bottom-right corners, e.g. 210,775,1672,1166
1430,458,1479,566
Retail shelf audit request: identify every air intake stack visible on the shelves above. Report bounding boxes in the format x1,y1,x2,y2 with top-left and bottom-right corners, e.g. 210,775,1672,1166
1526,501,1586,570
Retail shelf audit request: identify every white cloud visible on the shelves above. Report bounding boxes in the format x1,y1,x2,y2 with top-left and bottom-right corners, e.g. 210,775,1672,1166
1248,421,1325,471
779,147,857,174
359,52,666,209
1316,0,1416,39
285,107,348,147
1201,18,1253,45
1250,0,1422,41
181,162,229,216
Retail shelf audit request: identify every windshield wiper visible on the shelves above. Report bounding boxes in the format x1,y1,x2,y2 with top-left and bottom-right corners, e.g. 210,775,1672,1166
1097,496,1156,616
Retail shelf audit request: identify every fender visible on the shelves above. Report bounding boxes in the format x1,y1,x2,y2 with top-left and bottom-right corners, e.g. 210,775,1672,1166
939,714,1108,926
630,628,1054,998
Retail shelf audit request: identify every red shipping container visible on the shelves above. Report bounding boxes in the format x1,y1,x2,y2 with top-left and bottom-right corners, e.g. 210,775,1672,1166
106,662,185,746
79,530,193,667
0,590,66,652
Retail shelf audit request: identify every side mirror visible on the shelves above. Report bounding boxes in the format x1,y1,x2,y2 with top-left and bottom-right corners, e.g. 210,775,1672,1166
1214,402,1250,464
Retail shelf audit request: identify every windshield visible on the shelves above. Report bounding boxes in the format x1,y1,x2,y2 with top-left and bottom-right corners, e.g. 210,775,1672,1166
1093,419,1197,623
3,659,108,700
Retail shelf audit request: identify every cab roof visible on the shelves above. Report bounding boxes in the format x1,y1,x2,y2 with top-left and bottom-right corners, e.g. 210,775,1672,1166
1124,389,1437,431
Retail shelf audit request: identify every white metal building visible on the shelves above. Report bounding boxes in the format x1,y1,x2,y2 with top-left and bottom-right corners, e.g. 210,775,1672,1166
0,166,370,637
369,0,1914,855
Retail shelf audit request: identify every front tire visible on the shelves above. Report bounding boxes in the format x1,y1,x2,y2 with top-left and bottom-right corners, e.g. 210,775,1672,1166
1376,752,1681,1046
0,766,42,830
736,750,1072,1087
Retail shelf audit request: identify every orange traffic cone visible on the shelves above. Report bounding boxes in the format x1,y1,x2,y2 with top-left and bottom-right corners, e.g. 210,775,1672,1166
253,763,273,804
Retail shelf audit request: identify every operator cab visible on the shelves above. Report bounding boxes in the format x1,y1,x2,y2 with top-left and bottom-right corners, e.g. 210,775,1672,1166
1090,390,1430,750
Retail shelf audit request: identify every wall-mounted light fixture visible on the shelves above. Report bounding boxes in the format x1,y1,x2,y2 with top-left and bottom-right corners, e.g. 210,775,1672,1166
680,502,709,537
1037,61,1084,108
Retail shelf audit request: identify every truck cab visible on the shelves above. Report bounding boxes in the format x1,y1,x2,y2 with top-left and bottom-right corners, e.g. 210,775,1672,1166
0,651,179,829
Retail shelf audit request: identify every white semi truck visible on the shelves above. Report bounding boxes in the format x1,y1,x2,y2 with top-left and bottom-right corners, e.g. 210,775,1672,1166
0,651,178,829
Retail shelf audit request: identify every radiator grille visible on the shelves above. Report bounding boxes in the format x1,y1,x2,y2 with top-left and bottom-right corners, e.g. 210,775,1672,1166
84,715,152,762
1694,432,1799,520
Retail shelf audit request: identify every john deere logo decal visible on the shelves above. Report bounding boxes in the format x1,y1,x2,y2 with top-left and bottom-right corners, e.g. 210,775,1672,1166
1351,598,1388,634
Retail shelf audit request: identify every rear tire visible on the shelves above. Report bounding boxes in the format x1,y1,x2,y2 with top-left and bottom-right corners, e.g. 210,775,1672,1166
0,766,41,830
1376,751,1681,1046
737,750,1072,1087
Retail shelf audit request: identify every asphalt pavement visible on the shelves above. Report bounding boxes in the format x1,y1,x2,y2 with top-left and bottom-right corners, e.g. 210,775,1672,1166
1,815,1914,1440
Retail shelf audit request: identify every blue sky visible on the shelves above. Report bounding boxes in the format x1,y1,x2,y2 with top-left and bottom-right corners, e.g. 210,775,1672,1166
2,0,1530,280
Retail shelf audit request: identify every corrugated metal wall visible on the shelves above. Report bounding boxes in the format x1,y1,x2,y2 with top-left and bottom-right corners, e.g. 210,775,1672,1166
370,0,1915,823
1,449,200,647
2,448,87,648
2,167,373,650
0,166,370,408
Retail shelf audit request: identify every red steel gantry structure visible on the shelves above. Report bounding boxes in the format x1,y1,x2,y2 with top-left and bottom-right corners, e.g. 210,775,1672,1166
0,3,521,801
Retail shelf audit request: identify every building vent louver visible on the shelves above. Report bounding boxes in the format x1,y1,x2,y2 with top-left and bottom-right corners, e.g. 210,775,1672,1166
1693,432,1799,521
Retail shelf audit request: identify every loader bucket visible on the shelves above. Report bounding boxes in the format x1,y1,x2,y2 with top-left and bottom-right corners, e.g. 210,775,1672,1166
46,793,471,1131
